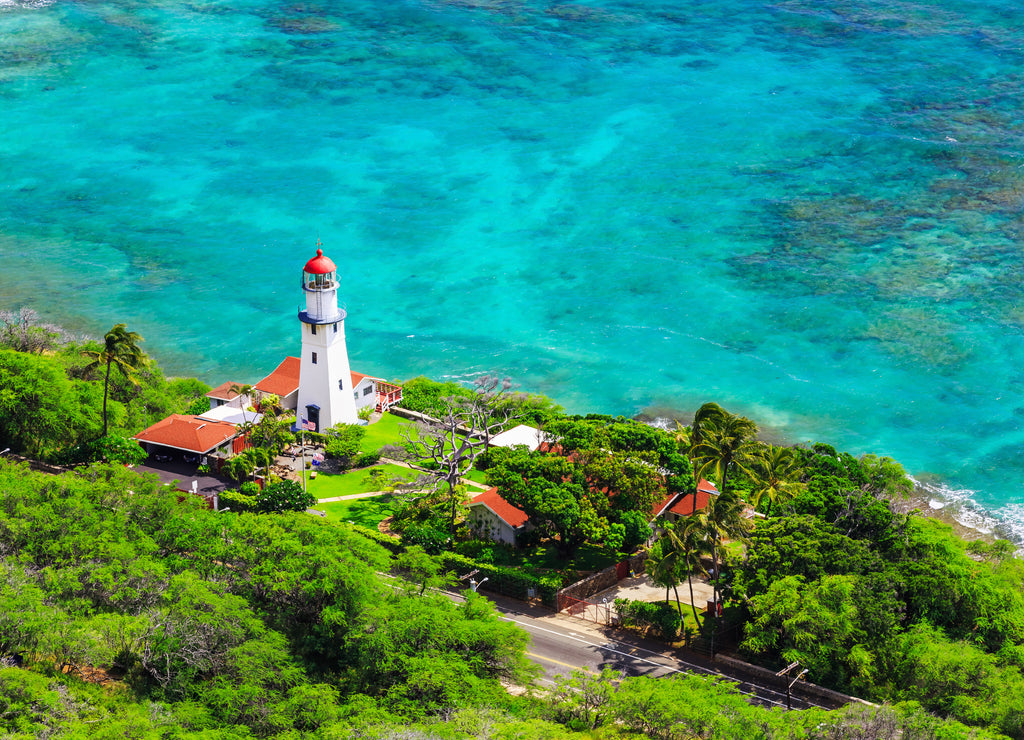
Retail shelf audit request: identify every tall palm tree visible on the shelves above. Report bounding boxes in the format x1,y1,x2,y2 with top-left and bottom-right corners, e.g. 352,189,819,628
748,444,803,518
690,410,758,498
81,324,145,436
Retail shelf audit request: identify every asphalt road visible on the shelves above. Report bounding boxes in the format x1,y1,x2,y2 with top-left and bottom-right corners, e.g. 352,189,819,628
476,593,842,712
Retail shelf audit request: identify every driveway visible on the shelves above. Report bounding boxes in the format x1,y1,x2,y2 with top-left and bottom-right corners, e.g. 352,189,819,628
133,459,230,498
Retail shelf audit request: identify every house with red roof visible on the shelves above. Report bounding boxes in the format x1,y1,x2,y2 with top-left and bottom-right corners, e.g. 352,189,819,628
255,357,302,411
651,478,719,523
134,414,246,463
204,381,250,411
351,372,403,415
468,487,530,546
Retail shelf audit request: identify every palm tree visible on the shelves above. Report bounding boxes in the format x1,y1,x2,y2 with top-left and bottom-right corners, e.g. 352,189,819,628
690,409,758,499
81,323,145,436
228,383,255,423
645,536,675,605
748,444,803,518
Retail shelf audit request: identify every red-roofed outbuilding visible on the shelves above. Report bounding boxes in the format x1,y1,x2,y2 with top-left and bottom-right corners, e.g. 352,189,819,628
256,356,302,399
468,487,530,546
134,414,240,459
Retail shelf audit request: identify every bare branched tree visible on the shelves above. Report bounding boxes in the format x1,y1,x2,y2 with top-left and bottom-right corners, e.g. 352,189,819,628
0,307,75,354
401,375,518,537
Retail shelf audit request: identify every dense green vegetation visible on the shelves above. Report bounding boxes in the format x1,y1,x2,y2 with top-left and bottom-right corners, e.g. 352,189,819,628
0,460,1003,739
2,315,1023,737
0,319,208,463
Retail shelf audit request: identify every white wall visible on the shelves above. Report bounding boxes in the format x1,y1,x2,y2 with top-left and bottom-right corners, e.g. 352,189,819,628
296,318,357,430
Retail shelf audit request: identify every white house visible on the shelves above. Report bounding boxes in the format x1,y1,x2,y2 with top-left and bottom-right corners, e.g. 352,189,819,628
204,381,250,411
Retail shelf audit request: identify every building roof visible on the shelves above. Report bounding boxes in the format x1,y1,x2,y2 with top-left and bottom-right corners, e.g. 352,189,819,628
196,405,262,427
303,248,336,275
652,479,719,519
134,414,239,454
256,356,301,397
351,371,384,387
205,381,246,401
470,487,529,529
489,424,549,452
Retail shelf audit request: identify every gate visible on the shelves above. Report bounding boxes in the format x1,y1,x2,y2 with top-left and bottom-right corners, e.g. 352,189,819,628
560,595,618,626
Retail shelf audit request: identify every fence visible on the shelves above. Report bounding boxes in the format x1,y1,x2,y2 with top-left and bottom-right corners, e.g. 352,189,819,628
561,595,618,626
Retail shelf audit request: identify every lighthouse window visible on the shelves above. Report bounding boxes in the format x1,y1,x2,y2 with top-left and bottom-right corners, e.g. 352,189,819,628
311,352,318,364
333,323,338,333
311,324,316,335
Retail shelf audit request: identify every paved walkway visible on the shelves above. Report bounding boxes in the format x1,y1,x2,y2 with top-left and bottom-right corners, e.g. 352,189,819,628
317,491,391,503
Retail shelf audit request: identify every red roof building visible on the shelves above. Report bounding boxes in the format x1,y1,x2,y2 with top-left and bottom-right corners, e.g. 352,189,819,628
256,356,301,398
651,479,719,520
468,487,530,545
134,414,240,456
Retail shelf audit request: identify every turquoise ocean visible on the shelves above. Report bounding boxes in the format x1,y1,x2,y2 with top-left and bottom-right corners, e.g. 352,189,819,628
3,0,1024,537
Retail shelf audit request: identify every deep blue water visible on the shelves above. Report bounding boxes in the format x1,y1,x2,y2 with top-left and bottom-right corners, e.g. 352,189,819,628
3,0,1024,536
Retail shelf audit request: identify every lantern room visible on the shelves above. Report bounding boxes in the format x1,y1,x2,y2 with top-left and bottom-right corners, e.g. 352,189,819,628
299,244,344,324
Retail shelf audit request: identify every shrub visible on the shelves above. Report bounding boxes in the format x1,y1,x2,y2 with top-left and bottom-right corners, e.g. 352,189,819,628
402,523,449,554
354,451,380,468
218,489,256,513
323,424,366,469
256,480,316,513
614,598,680,641
437,552,560,605
350,524,403,553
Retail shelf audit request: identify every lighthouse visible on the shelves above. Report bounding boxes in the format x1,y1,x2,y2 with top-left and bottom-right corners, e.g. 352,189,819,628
295,241,357,431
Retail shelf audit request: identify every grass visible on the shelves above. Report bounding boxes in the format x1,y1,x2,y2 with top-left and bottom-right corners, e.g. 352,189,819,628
306,463,417,499
320,494,398,527
462,467,488,486
360,412,413,454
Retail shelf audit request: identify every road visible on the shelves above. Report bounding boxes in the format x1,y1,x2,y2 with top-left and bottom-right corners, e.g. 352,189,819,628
474,593,842,712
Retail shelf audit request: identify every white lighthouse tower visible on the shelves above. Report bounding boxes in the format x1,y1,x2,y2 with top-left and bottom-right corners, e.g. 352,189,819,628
295,241,358,431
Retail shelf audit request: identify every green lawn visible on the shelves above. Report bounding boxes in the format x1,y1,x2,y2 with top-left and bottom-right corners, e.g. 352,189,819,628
361,412,414,454
306,463,416,499
462,467,489,486
319,494,398,527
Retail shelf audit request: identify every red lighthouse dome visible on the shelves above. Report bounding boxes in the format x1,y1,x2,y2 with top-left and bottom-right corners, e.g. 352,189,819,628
303,247,336,275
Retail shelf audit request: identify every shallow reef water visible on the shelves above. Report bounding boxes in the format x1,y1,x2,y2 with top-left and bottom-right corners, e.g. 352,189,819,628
2,0,1024,538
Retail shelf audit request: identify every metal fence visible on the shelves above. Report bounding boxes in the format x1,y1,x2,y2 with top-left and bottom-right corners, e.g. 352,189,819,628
560,595,618,626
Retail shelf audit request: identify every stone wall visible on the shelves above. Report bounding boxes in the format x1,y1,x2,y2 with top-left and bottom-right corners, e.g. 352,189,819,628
556,551,648,610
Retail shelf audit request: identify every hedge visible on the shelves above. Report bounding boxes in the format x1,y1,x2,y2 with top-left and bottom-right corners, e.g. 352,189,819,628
614,598,680,641
218,489,257,513
437,551,560,606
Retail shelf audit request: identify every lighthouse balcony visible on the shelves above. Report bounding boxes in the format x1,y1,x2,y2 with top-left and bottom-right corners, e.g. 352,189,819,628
298,309,346,325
